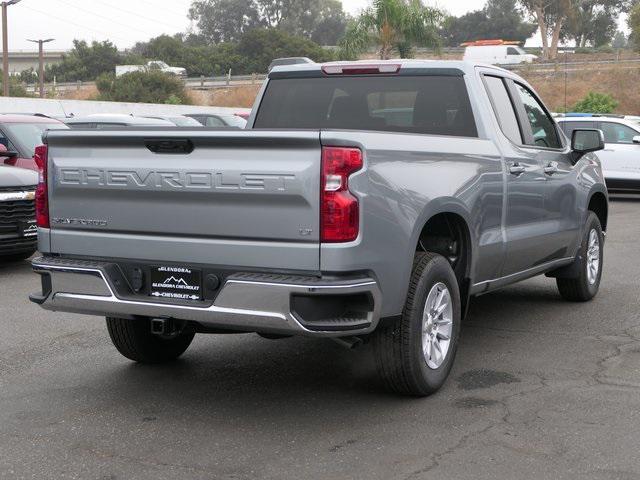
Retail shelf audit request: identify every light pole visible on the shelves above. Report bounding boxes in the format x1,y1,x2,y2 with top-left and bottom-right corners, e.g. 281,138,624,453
27,38,54,98
2,0,21,97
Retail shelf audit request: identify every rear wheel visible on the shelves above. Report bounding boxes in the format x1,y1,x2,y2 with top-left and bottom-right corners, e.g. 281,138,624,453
556,212,604,302
106,317,195,363
372,252,461,396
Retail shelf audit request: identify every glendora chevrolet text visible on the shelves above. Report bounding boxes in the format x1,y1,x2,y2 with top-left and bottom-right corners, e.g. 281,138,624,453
30,60,609,396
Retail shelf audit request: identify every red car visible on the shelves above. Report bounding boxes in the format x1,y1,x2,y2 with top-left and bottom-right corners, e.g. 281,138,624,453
0,115,68,171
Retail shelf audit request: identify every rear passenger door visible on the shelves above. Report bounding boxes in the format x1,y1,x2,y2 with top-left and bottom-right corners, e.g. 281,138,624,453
509,81,581,263
483,74,548,276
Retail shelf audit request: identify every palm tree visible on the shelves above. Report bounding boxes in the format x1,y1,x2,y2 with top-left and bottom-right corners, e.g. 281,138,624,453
339,0,442,60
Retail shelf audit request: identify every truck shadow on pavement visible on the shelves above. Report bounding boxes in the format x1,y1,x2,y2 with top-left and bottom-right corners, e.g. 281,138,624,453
96,277,586,407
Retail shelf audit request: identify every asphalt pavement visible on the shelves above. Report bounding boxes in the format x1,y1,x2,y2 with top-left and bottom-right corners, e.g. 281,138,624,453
1,197,640,480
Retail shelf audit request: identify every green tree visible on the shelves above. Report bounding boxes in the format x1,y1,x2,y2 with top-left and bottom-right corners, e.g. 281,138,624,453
96,71,191,104
189,0,348,45
520,0,574,59
46,40,121,82
310,0,350,45
564,0,628,47
189,0,263,43
572,92,619,113
440,0,536,46
236,28,335,72
630,2,640,51
612,30,628,48
340,0,442,60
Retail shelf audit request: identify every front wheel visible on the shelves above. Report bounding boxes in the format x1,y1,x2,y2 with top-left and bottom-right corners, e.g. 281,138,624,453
556,212,604,302
106,317,195,364
372,252,461,396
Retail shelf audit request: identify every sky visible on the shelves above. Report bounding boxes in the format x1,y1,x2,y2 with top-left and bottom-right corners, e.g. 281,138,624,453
3,0,627,51
4,0,482,51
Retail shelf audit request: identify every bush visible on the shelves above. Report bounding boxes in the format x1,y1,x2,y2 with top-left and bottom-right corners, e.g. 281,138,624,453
96,71,191,104
47,40,122,82
0,73,31,97
572,92,619,114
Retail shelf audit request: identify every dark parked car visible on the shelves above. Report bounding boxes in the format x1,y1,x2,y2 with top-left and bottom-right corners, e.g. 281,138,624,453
268,57,314,72
0,164,38,261
0,115,68,171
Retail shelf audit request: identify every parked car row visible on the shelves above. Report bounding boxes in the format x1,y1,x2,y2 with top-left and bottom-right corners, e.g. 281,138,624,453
557,115,640,193
0,110,249,259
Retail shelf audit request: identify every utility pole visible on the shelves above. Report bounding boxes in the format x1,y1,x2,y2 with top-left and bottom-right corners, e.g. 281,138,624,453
27,38,54,98
1,0,21,97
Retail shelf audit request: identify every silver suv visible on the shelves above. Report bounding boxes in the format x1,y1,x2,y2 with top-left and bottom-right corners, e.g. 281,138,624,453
558,116,640,193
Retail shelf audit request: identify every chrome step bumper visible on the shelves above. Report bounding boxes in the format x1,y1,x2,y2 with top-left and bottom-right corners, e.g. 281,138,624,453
30,256,382,337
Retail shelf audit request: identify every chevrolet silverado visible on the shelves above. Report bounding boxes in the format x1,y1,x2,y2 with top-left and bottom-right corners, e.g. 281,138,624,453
29,61,609,396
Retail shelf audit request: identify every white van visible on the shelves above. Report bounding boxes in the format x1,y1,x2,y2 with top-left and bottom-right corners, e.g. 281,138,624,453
463,45,537,65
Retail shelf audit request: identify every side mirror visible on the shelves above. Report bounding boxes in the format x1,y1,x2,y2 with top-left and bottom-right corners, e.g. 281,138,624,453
0,143,18,158
572,129,604,154
633,135,640,144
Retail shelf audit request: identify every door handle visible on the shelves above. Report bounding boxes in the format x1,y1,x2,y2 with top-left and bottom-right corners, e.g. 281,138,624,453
509,163,526,175
544,162,559,175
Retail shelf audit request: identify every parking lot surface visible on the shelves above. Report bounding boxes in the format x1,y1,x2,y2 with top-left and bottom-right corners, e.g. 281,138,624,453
1,198,640,480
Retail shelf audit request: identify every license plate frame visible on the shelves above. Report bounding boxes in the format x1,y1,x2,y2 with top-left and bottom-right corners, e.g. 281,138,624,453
19,220,37,238
150,266,202,301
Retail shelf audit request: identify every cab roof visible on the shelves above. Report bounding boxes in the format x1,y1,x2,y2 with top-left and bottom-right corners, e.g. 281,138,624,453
268,59,510,78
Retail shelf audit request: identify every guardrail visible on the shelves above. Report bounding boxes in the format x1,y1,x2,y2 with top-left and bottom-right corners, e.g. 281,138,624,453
21,56,640,94
23,73,268,95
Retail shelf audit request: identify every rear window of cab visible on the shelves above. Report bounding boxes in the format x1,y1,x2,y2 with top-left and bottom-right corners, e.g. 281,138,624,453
254,75,478,138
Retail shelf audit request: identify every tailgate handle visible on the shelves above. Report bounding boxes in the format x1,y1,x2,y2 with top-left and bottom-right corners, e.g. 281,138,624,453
145,138,194,154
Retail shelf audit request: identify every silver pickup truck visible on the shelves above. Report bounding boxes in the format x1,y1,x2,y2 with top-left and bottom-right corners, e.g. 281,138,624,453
30,61,608,396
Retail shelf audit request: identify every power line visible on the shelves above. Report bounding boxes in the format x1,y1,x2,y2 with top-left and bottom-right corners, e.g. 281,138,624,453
20,4,133,44
51,0,162,39
125,0,192,21
92,0,188,31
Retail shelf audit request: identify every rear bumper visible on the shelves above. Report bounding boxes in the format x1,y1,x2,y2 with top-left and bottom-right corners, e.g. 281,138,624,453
30,256,382,337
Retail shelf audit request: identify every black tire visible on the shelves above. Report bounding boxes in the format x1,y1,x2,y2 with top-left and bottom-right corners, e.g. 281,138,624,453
372,252,461,396
106,317,195,364
0,250,36,263
556,212,604,302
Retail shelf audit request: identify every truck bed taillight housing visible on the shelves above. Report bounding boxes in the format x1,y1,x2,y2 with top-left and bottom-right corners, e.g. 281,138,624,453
321,146,363,243
34,144,49,228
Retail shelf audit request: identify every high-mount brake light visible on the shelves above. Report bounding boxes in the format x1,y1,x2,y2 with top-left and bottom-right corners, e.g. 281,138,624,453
34,144,49,228
321,146,363,243
321,64,401,75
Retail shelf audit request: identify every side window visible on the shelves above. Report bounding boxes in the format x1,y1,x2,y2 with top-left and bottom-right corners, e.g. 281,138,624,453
560,121,595,139
513,83,561,149
483,75,522,144
599,122,638,144
205,116,225,127
507,47,520,56
0,129,9,149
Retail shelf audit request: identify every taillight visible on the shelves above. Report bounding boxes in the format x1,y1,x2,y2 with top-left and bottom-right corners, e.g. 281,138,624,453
321,146,363,243
34,144,49,228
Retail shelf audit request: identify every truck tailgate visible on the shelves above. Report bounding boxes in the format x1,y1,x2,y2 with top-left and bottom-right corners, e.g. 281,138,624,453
45,129,321,272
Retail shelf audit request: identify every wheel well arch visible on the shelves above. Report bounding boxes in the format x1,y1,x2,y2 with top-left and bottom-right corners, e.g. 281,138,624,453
415,212,472,286
588,191,608,232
